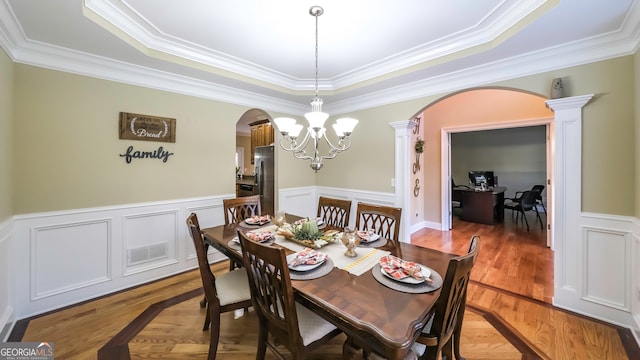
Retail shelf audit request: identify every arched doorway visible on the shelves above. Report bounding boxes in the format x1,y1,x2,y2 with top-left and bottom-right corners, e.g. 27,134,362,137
236,108,276,214
409,88,553,245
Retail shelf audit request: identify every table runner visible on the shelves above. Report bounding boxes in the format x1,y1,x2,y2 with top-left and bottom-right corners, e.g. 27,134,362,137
274,235,389,276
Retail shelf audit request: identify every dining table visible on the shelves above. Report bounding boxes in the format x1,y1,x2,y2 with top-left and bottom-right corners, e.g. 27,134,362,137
201,215,457,360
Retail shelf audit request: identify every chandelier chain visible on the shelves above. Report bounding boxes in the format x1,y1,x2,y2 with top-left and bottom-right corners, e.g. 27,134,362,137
314,9,319,98
272,5,357,172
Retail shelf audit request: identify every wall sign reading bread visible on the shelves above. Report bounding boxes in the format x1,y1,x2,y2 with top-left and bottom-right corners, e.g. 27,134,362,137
119,112,176,143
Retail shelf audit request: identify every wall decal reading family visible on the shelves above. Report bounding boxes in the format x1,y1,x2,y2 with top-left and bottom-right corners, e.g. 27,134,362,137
118,112,176,164
120,145,174,163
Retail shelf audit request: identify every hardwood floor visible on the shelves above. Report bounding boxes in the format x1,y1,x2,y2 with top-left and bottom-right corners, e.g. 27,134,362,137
415,212,554,303
10,213,639,359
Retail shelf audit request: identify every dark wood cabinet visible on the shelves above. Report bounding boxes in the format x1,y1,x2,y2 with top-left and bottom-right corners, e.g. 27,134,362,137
249,120,274,164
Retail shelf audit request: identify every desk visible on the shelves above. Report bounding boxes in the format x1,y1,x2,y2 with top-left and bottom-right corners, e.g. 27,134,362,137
454,186,507,225
201,222,455,360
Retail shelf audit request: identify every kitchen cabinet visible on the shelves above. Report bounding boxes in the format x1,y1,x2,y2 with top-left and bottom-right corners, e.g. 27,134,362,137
250,120,274,164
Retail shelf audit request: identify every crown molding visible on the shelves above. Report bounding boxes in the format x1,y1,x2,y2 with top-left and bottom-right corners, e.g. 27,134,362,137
83,0,554,92
1,0,639,116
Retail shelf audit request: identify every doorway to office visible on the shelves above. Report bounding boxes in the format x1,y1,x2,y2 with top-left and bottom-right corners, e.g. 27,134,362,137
410,87,554,245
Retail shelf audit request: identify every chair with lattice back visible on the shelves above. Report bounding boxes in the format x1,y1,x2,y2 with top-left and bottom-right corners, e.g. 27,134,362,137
355,202,402,252
410,236,480,360
238,230,342,359
186,213,252,358
199,195,262,310
223,195,262,224
316,196,352,229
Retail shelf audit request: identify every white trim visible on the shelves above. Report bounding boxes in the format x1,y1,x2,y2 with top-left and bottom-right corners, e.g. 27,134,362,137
439,116,554,231
1,0,638,116
390,120,417,243
0,218,14,342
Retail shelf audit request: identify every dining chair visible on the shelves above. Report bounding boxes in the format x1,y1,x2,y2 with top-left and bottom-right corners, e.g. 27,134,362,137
237,230,342,360
355,202,402,251
199,195,262,310
186,213,253,359
503,190,543,231
223,195,262,224
224,195,262,270
346,236,481,360
316,196,352,229
410,235,481,360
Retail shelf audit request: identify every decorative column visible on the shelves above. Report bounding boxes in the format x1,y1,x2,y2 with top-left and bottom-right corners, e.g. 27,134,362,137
390,120,417,243
546,94,593,306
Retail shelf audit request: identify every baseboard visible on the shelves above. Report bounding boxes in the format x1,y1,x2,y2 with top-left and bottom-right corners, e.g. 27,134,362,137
0,306,14,342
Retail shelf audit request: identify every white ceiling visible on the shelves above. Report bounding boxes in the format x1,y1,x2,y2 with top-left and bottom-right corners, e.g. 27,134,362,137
1,0,639,127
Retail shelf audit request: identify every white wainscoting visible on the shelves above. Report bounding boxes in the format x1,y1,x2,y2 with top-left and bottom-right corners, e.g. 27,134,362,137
278,186,397,234
0,218,14,341
4,189,640,346
553,212,640,331
11,195,232,319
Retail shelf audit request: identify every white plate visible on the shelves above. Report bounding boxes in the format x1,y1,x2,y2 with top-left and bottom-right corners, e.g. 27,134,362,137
357,232,381,243
244,216,270,225
380,264,432,284
286,252,325,272
246,231,274,243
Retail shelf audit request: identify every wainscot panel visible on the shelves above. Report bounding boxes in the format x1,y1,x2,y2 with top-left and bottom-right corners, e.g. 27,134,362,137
12,195,232,319
0,218,14,341
278,186,397,230
554,212,639,330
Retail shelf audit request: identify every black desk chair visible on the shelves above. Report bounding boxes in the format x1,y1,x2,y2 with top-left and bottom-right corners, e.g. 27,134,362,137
531,184,547,214
504,190,544,231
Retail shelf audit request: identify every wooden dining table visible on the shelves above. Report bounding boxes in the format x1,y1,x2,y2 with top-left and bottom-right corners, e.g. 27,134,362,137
201,217,456,360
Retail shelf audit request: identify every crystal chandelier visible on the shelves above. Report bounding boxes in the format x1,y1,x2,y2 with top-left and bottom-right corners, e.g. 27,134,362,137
273,5,358,172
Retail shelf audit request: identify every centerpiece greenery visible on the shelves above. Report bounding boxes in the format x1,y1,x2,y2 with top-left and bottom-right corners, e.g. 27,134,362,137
292,219,321,241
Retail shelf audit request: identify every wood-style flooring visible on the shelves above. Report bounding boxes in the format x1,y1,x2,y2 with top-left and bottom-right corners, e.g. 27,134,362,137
10,212,639,359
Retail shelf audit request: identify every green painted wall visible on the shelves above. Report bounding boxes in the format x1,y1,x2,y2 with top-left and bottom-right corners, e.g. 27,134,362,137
6,54,638,217
11,65,313,213
319,56,636,217
0,49,12,221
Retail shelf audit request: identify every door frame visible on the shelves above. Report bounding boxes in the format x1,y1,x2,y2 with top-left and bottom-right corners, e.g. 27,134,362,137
440,117,554,247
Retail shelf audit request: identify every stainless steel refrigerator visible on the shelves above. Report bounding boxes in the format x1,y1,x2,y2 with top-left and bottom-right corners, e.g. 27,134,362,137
254,145,275,215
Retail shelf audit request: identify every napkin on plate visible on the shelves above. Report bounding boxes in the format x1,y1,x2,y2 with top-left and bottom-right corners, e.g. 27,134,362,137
246,230,273,242
379,255,424,281
356,230,376,242
288,247,327,267
245,215,271,225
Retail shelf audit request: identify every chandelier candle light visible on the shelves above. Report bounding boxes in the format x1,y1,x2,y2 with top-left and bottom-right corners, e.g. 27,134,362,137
273,5,358,172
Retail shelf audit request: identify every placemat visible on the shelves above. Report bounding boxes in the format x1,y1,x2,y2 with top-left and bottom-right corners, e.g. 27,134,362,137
358,237,388,248
289,257,334,280
274,236,389,276
239,220,272,228
371,264,443,294
228,235,275,253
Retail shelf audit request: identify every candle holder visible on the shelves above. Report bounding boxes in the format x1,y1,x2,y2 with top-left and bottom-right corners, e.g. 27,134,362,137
341,228,360,257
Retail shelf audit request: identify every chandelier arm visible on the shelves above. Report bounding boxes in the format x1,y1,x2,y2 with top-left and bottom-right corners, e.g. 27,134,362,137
277,131,311,153
277,6,357,172
318,141,352,161
322,136,350,153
